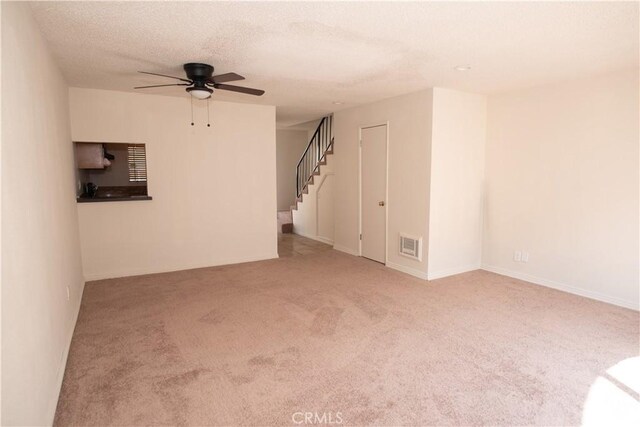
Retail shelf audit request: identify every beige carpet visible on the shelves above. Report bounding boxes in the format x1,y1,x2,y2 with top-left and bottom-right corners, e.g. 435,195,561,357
54,250,638,426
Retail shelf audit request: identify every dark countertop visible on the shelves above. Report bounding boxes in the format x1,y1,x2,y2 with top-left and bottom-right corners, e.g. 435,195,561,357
77,195,152,203
77,185,151,203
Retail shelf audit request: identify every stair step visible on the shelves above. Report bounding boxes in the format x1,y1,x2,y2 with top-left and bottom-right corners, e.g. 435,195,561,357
277,210,293,233
277,210,292,223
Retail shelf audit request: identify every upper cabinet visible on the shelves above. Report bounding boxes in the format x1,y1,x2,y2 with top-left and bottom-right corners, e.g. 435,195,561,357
75,143,105,169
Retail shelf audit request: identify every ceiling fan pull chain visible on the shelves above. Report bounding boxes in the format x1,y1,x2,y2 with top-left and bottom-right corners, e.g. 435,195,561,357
190,96,194,126
207,98,211,127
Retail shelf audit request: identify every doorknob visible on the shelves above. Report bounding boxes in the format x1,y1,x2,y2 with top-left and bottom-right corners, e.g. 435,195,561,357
378,201,385,206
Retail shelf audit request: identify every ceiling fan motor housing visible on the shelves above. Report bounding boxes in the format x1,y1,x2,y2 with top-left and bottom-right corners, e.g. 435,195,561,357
184,63,214,97
183,63,214,82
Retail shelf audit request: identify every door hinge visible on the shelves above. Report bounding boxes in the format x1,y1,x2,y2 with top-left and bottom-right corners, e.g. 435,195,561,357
360,233,362,240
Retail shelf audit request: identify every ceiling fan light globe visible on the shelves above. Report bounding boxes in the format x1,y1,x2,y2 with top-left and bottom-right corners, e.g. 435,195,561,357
189,88,212,99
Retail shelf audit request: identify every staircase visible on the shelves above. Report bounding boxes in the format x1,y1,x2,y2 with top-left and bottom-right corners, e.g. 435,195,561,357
277,210,293,233
278,116,333,235
292,115,334,211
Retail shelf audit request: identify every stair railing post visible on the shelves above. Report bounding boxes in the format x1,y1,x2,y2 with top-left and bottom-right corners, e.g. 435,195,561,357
323,118,327,153
324,117,327,154
317,128,321,164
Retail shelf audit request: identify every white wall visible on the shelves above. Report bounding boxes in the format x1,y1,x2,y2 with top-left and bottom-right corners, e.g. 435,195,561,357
306,119,322,143
316,173,335,243
1,3,85,425
428,88,486,279
276,129,307,210
292,154,335,244
333,90,433,278
483,69,639,309
70,88,277,280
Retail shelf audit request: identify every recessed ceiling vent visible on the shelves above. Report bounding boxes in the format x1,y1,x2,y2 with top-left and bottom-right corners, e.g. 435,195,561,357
399,234,422,261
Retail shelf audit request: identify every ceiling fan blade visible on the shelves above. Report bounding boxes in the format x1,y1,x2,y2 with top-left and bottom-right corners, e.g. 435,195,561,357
208,72,245,83
134,83,190,89
138,71,191,83
213,83,265,96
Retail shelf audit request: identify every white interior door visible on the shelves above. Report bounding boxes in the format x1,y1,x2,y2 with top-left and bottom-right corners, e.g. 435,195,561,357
361,125,387,263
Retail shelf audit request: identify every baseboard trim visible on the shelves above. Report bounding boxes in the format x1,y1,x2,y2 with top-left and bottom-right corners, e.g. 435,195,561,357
83,252,279,281
48,278,85,424
481,264,639,311
332,244,360,256
386,261,429,280
314,236,334,245
427,263,481,280
293,230,334,246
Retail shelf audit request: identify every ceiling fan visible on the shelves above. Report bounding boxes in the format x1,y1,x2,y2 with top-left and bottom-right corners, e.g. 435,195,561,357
134,63,265,99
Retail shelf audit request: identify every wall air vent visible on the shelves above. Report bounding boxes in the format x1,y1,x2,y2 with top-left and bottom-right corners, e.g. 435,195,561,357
399,234,422,261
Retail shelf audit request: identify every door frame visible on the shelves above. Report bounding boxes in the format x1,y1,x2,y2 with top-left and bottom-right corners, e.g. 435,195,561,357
358,122,389,264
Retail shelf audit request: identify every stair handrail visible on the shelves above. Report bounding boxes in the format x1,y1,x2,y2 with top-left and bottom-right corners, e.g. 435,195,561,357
297,117,325,165
296,115,333,198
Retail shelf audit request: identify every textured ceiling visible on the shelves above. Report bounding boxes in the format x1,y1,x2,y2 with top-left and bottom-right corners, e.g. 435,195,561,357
29,1,638,127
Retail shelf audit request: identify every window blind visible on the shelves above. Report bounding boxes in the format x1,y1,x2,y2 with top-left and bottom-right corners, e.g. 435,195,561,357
127,144,147,182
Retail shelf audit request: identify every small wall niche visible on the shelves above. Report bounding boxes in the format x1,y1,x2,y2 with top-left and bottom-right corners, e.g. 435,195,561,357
74,142,152,203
